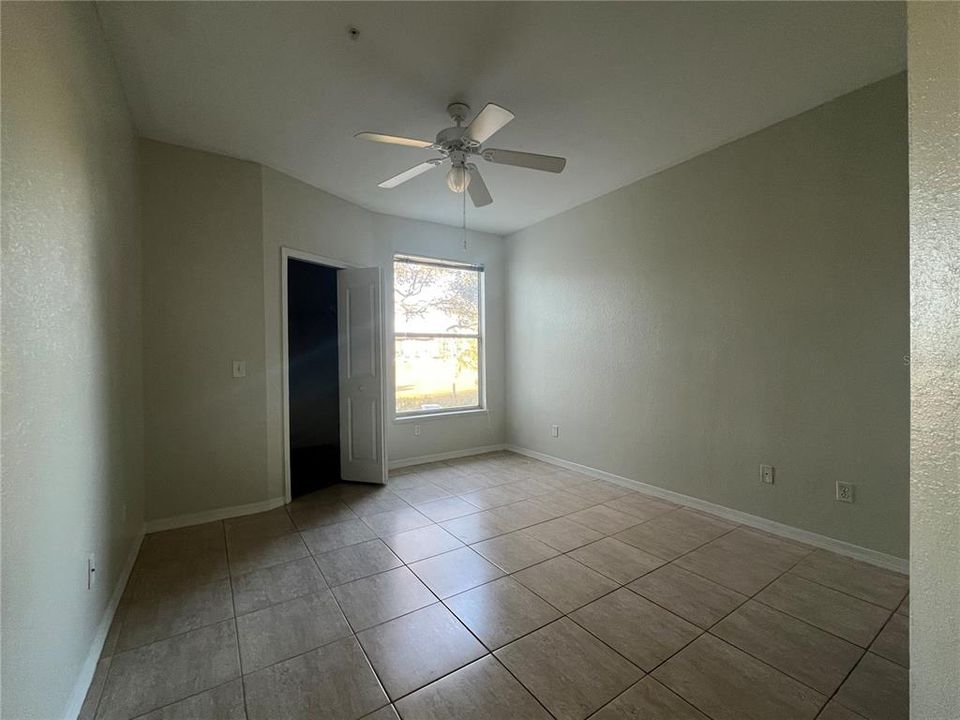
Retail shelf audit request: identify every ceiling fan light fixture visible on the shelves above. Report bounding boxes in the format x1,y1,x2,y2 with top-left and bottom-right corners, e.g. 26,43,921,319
446,164,471,193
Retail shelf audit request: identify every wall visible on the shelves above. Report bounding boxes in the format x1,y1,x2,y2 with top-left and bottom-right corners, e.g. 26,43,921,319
140,140,267,521
506,75,909,558
262,168,506,501
908,3,960,715
0,4,145,718
139,150,505,520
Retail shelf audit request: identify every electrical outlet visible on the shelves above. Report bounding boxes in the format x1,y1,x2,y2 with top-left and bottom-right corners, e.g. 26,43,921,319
760,464,775,485
836,481,855,503
414,424,421,437
551,425,559,438
86,554,97,590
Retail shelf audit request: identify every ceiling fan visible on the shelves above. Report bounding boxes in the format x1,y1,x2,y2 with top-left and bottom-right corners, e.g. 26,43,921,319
355,102,566,208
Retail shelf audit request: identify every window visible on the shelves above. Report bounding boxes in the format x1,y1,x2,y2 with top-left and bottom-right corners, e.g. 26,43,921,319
394,254,483,416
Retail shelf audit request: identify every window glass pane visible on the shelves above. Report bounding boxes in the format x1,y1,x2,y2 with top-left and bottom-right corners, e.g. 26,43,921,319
395,337,479,413
394,262,479,335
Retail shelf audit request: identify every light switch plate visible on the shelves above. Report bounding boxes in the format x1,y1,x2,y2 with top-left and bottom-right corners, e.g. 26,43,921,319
760,464,775,484
232,360,246,378
551,425,559,438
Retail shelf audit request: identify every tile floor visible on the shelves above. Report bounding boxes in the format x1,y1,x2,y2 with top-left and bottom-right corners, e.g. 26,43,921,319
81,452,909,720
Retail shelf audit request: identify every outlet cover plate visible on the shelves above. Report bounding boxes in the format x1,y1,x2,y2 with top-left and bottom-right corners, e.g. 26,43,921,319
836,481,855,503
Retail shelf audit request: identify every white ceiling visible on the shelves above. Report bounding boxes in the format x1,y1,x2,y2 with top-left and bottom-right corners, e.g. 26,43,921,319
97,2,905,235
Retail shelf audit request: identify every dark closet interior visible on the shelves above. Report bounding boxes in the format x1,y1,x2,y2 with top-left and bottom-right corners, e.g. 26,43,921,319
288,258,340,498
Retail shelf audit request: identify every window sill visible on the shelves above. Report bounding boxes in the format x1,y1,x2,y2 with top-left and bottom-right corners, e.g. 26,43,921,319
394,408,488,424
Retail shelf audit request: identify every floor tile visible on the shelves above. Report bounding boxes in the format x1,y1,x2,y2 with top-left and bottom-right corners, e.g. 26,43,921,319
568,537,665,584
566,505,642,535
496,618,642,720
132,679,245,720
460,484,532,510
97,620,240,720
471,532,560,573
382,524,463,564
790,551,909,610
78,658,111,720
870,613,908,667
117,578,234,652
139,523,226,565
628,563,747,629
391,482,453,505
755,572,891,647
357,603,486,699
528,490,599,516
232,556,326,616
363,506,433,536
434,473,503,495
315,539,403,586
653,634,826,720
223,508,295,541
817,700,869,719
571,588,701,670
522,517,604,552
332,566,436,631
673,541,785,595
344,490,411,517
235,590,352,673
606,493,679,521
712,600,863,695
513,555,618,613
488,500,558,532
590,677,710,720
361,705,400,720
128,551,229,600
445,576,561,650
833,653,908,720
243,636,388,720
288,500,358,531
409,546,504,598
705,527,813,571
440,511,516,543
300,519,376,555
565,480,633,503
415,496,481,522
394,655,551,720
895,594,908,616
614,520,711,561
227,532,309,575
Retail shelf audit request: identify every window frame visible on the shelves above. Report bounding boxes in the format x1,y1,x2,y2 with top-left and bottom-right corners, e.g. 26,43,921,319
393,253,486,419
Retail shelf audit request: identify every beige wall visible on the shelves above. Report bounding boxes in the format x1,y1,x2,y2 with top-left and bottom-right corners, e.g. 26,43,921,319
1,4,145,718
140,151,506,520
506,75,909,558
908,2,960,715
140,140,268,521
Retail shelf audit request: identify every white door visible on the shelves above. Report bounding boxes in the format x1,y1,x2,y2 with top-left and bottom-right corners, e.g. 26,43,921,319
338,267,387,484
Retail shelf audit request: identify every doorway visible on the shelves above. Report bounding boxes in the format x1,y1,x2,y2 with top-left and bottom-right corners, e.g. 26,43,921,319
282,248,388,503
287,257,340,498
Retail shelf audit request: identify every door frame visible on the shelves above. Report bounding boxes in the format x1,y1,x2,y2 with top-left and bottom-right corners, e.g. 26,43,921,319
280,246,361,503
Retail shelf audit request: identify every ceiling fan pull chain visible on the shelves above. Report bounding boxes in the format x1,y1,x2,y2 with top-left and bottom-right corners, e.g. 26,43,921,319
462,188,468,252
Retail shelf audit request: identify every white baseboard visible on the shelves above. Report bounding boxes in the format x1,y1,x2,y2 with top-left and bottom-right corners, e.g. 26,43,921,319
507,445,909,575
63,528,144,720
144,496,287,534
388,444,508,470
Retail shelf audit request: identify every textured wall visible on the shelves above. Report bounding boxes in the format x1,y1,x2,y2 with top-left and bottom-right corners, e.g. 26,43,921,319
506,76,909,557
140,140,268,521
0,4,145,717
908,3,960,715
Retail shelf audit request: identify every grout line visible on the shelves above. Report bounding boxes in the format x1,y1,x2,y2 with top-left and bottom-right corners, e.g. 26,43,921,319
222,520,250,720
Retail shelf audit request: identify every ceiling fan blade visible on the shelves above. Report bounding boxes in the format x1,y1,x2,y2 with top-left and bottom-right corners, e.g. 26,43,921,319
355,132,435,149
481,148,566,174
466,164,492,207
465,103,515,144
378,159,443,189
